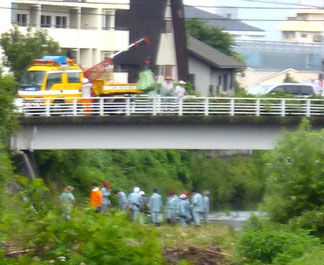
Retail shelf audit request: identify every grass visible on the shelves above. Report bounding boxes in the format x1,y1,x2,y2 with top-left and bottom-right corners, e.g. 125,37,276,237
156,223,238,255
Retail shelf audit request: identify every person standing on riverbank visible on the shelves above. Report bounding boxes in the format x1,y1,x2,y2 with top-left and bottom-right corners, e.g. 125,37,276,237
60,186,75,220
128,187,142,221
165,191,179,225
90,183,103,212
191,189,204,226
178,194,191,226
101,181,111,213
203,191,210,224
149,189,163,227
115,190,128,211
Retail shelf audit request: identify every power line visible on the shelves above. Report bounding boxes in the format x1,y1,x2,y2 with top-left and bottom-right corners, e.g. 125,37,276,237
3,4,324,22
238,0,323,8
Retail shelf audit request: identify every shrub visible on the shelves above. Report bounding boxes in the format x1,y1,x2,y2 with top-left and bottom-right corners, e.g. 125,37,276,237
237,224,321,264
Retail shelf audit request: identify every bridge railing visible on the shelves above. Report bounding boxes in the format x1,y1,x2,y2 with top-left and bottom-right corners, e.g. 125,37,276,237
14,96,324,117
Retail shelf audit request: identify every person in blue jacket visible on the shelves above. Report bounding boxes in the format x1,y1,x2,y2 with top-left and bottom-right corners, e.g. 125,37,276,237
165,191,179,225
191,188,204,226
101,181,111,213
203,191,210,223
115,190,128,211
128,187,142,221
178,194,191,226
149,188,163,226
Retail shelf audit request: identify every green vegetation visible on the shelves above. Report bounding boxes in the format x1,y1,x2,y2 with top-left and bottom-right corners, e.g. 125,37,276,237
262,119,324,227
0,27,62,80
34,150,266,211
186,18,237,58
236,215,323,265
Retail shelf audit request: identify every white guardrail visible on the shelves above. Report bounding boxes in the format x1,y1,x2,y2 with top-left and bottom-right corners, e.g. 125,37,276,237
14,96,324,117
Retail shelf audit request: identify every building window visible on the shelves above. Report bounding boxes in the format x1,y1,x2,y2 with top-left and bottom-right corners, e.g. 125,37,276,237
104,10,114,30
41,15,51,28
17,14,27,26
313,34,322,42
283,31,295,39
56,16,67,28
301,33,308,38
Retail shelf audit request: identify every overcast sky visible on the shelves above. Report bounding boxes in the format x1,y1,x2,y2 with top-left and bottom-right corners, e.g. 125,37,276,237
183,0,324,40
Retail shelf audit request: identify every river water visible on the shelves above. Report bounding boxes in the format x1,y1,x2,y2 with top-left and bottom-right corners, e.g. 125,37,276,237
210,211,262,231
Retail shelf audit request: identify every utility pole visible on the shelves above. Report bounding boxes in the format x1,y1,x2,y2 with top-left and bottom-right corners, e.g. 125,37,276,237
170,0,189,81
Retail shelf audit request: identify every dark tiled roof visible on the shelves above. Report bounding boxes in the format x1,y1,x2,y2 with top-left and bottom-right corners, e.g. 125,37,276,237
184,6,264,32
187,36,246,69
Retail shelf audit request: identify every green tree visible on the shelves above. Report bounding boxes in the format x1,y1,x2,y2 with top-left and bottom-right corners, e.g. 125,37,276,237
186,18,236,57
0,27,62,81
0,74,18,141
262,119,324,223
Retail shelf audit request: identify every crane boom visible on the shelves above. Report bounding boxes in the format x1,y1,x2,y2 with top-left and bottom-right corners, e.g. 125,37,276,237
84,37,150,83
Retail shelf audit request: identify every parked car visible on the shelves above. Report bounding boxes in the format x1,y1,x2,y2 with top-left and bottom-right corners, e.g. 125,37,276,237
248,83,316,97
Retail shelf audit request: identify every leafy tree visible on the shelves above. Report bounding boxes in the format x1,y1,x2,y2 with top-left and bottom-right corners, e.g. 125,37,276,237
0,73,18,141
186,18,236,57
0,27,62,81
262,119,324,223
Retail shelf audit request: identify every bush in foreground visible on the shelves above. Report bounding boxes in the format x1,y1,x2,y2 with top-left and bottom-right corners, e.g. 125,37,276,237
236,216,322,265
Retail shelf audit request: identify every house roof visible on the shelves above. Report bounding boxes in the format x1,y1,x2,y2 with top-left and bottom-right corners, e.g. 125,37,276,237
184,5,264,32
187,36,246,69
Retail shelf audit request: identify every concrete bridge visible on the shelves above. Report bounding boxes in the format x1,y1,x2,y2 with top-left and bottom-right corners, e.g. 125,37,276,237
11,96,324,151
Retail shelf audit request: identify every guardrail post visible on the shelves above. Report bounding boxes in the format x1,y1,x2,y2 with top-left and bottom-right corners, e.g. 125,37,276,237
152,97,157,116
157,96,161,114
126,97,131,116
281,99,286,117
230,98,235,116
204,97,209,116
73,98,77,116
306,99,311,117
256,98,260,116
179,97,183,116
99,98,104,116
45,98,50,116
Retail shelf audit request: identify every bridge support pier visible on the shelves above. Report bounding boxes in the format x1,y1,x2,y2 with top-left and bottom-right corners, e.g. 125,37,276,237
15,151,40,179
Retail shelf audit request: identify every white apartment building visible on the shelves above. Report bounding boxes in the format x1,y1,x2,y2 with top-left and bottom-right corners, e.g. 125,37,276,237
1,0,130,72
279,10,324,43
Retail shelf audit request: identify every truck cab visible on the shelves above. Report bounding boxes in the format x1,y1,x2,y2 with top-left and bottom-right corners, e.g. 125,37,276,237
18,56,83,102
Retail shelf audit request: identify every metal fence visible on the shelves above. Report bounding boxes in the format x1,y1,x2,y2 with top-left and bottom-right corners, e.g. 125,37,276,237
15,96,324,117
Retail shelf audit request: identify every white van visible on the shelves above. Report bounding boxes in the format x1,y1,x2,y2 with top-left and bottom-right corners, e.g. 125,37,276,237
248,83,316,96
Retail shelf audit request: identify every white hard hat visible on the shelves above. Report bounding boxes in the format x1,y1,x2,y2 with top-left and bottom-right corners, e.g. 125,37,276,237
139,191,145,195
134,187,140,193
179,80,186,85
180,194,187,199
82,78,89,84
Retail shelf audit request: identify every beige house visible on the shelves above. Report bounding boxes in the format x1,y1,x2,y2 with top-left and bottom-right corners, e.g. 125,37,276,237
279,10,324,43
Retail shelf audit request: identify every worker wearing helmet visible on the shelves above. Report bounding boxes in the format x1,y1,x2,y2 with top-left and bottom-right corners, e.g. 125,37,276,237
100,181,111,213
90,183,103,212
178,194,191,226
139,190,149,212
175,80,188,99
128,187,142,221
149,188,163,227
82,78,92,115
